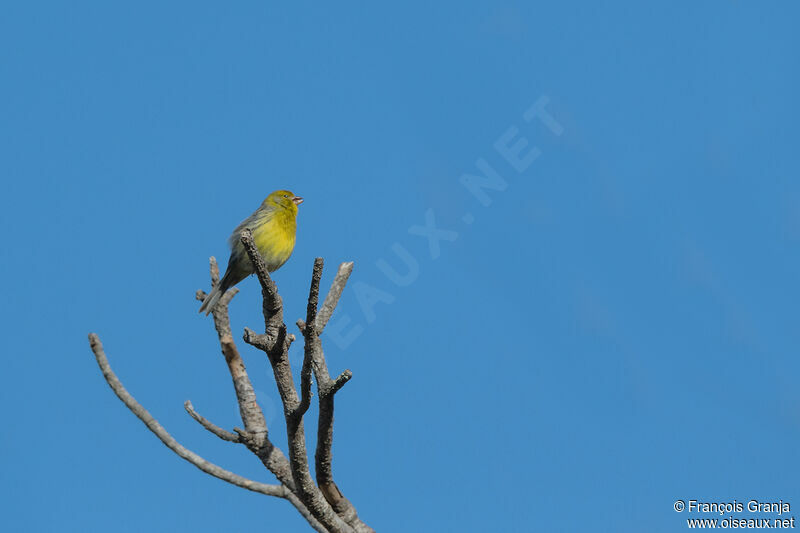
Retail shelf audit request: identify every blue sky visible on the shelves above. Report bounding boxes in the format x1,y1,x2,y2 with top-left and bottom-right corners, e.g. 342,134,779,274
2,2,799,532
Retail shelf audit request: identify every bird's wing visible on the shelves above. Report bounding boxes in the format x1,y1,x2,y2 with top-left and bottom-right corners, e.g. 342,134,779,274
227,208,275,249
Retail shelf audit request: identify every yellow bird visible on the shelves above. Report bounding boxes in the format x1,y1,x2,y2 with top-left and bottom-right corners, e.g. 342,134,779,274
199,189,303,315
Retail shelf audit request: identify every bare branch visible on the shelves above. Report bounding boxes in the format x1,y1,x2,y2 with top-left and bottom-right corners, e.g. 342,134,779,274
242,327,270,351
314,374,370,533
329,370,353,396
92,251,370,532
184,401,240,443
292,260,371,532
315,376,360,528
239,229,284,346
286,492,329,533
263,333,350,532
298,259,323,415
306,258,324,332
202,257,297,495
315,261,354,332
298,349,314,417
239,247,353,533
204,257,268,437
297,261,371,532
87,333,286,499
210,255,221,284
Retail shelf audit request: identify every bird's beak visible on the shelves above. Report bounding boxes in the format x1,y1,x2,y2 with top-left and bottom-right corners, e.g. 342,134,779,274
292,196,304,206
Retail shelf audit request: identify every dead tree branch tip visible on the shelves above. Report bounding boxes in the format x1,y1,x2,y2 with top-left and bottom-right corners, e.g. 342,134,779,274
88,229,372,533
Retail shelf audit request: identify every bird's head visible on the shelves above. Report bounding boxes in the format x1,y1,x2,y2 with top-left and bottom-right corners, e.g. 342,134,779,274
265,189,303,214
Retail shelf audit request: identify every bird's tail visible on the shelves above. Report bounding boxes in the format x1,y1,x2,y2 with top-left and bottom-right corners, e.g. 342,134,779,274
198,274,232,316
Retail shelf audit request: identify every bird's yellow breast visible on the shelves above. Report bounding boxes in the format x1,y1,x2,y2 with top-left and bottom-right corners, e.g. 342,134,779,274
251,208,297,272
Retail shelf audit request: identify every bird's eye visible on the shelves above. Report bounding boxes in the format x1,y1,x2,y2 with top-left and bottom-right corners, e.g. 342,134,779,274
283,194,288,198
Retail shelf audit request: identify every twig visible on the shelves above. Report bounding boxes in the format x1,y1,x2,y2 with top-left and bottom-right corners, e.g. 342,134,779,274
203,258,268,437
298,350,314,417
199,258,329,532
315,262,354,332
286,492,329,533
90,249,370,533
240,237,352,533
306,258,324,333
298,259,323,415
201,258,297,493
87,333,286,498
239,229,284,347
184,401,240,443
297,261,372,533
329,370,353,396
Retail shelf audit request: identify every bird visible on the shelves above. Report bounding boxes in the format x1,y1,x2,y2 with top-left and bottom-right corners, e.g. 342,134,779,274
199,189,303,315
